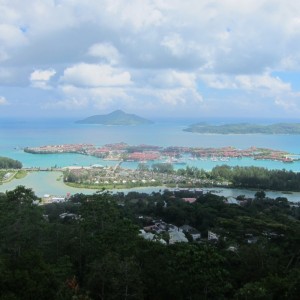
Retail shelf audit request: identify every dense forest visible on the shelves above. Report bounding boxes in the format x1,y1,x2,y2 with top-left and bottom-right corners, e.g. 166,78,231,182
151,164,300,191
0,156,22,169
0,186,299,299
210,165,300,191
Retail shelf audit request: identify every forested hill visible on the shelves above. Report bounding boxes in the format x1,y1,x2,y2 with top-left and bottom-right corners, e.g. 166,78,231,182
0,156,22,169
0,186,299,299
184,122,300,134
76,110,153,125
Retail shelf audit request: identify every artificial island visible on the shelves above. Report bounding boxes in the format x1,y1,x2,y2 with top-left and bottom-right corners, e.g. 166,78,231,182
24,142,296,163
20,142,300,192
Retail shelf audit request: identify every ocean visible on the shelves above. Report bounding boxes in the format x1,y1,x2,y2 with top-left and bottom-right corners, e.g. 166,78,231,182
1,117,300,170
1,117,300,201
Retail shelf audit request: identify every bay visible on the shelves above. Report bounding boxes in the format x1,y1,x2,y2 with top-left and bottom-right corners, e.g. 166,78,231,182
1,171,300,202
0,117,300,170
1,117,300,201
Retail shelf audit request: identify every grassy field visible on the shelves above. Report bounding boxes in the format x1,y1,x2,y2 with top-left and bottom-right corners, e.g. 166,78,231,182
0,169,28,183
14,170,28,179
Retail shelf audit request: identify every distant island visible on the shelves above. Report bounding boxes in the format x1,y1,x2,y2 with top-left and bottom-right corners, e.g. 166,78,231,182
184,122,300,134
76,110,153,125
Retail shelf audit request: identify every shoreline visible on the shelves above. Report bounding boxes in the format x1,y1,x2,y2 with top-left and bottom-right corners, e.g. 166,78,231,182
1,170,300,203
23,142,298,164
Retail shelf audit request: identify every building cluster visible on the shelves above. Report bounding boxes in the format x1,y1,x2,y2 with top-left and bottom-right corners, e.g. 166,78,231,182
62,165,228,188
24,142,297,163
139,219,202,245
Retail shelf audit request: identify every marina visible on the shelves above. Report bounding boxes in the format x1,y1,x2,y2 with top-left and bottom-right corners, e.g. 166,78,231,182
1,118,300,202
23,142,299,166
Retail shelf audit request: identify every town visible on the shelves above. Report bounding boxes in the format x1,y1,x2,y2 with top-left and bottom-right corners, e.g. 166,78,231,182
24,142,297,163
62,163,229,190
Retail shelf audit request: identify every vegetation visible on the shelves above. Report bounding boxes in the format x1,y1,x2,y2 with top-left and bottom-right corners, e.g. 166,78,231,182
64,180,161,190
0,156,22,169
14,170,28,179
64,164,300,192
184,122,300,134
76,110,153,125
0,186,299,299
211,165,300,191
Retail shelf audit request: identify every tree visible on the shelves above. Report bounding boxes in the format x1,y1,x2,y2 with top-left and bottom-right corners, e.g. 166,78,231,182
255,190,266,200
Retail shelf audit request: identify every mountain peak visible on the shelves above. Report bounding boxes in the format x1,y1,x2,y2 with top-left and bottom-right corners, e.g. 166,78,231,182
76,110,153,126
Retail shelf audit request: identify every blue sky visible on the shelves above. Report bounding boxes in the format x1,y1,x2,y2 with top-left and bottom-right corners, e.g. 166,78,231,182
1,0,300,119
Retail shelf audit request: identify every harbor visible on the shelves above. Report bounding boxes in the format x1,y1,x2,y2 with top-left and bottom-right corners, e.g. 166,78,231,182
24,142,299,165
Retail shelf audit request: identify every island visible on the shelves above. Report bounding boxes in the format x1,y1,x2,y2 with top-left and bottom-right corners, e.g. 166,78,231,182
184,122,300,134
76,110,153,125
24,143,296,163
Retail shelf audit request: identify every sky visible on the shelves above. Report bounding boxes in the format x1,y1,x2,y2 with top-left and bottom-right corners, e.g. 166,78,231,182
1,0,300,120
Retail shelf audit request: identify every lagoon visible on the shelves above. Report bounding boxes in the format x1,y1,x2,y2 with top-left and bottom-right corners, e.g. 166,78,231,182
1,171,299,202
1,117,300,202
1,118,300,171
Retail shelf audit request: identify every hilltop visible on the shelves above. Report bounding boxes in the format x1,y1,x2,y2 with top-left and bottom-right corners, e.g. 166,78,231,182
76,110,153,125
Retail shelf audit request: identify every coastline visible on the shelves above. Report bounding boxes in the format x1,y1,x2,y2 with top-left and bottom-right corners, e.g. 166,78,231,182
23,142,298,164
1,170,300,202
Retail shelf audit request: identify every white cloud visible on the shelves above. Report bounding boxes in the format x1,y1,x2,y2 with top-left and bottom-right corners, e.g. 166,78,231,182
199,72,300,113
61,63,132,87
161,33,185,57
30,69,56,81
104,0,163,30
0,24,27,47
50,84,131,110
159,88,203,106
30,69,56,89
200,73,291,94
236,74,291,93
0,96,8,105
87,42,120,65
2,0,300,117
151,70,196,88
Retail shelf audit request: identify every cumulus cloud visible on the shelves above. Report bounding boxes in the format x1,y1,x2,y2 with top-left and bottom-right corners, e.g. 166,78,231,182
200,73,291,94
200,72,300,113
30,69,56,89
61,63,132,87
151,70,197,88
30,69,56,81
2,0,300,74
87,42,120,65
2,0,300,116
0,24,27,47
105,0,164,30
47,84,132,110
159,88,203,106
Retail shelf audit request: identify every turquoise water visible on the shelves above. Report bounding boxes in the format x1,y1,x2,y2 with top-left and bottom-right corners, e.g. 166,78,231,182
1,171,300,202
1,117,300,202
1,118,300,170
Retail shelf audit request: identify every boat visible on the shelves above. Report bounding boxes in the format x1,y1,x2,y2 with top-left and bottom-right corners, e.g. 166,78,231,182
220,157,230,162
